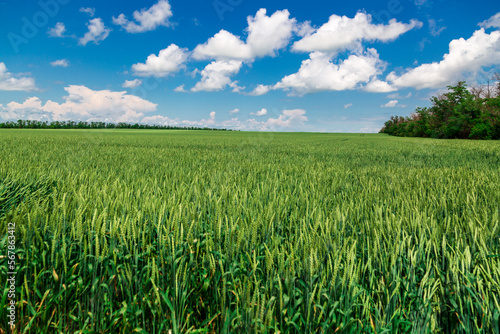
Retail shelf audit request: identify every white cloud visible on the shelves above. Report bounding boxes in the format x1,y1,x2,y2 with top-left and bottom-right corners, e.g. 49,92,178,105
245,9,296,58
0,62,36,91
264,109,307,128
344,103,353,109
364,79,396,93
193,9,296,61
178,116,248,130
177,109,307,131
274,48,385,95
192,30,252,61
132,44,188,77
295,21,315,37
292,12,422,53
80,7,95,17
113,0,172,33
229,81,245,93
0,97,51,121
229,108,239,114
7,97,43,111
191,60,243,92
3,85,157,123
381,100,398,107
428,18,446,37
48,22,66,38
219,118,243,128
387,92,412,99
249,84,271,96
479,12,500,29
50,59,69,67
251,108,267,116
79,18,111,46
141,115,177,125
122,79,142,88
181,111,217,127
191,9,296,94
387,29,500,89
381,100,406,108
174,84,188,92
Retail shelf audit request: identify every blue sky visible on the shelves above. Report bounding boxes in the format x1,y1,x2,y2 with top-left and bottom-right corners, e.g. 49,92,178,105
1,0,499,132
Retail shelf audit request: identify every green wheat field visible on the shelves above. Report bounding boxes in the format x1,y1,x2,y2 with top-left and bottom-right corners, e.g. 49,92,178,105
1,129,499,333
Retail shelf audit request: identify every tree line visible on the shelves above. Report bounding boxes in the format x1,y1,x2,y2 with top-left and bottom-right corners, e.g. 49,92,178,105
0,120,234,131
380,76,500,139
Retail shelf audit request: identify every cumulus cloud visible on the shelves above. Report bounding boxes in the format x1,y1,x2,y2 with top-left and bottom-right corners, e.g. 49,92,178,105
192,30,252,61
132,44,188,77
48,22,66,38
0,62,36,91
295,21,315,37
382,100,397,107
273,48,385,95
249,84,271,96
229,108,239,114
122,79,142,88
364,79,396,92
251,108,268,116
3,85,157,123
264,109,307,128
387,92,412,99
5,97,44,119
191,60,243,92
141,115,177,125
245,9,296,58
229,81,245,93
0,97,51,121
244,11,420,96
193,9,296,61
479,12,500,29
79,18,111,46
113,0,172,33
381,100,406,108
176,109,307,131
209,111,216,121
174,84,188,92
344,103,353,109
7,97,43,111
175,116,248,130
292,12,422,53
80,7,95,17
181,111,217,127
386,28,500,89
50,59,69,67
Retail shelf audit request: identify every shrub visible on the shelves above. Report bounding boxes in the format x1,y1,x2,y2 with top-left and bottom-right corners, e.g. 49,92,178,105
382,79,500,140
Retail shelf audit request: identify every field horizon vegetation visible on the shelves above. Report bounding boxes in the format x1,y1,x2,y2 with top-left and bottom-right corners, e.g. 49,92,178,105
0,120,234,131
0,129,499,333
381,77,500,140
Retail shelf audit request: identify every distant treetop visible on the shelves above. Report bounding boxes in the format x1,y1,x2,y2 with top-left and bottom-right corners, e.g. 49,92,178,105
0,120,234,131
380,75,500,140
